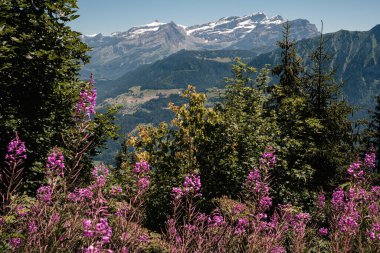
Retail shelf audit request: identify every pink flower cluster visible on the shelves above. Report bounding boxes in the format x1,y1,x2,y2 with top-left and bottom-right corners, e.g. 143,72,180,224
5,133,26,163
347,150,377,179
92,163,109,187
83,218,112,243
368,223,380,240
36,185,52,203
110,186,122,196
318,227,328,236
234,218,249,235
347,161,363,178
76,74,97,117
68,187,94,202
46,149,65,176
171,174,202,199
207,212,224,227
292,212,311,233
245,169,272,212
133,160,149,174
364,149,376,169
260,146,276,167
133,160,151,191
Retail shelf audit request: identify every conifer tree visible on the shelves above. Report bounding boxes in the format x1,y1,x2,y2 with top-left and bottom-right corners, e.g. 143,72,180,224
369,94,380,171
270,21,318,207
272,21,305,101
305,24,354,189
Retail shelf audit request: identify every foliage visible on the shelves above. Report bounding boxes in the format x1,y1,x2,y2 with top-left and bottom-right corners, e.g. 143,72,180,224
1,126,379,252
305,25,354,191
0,0,88,188
0,0,119,193
268,22,354,207
368,94,380,171
117,85,222,230
117,59,279,229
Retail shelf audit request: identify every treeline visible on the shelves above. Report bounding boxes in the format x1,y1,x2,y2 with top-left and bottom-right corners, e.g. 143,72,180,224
117,22,365,229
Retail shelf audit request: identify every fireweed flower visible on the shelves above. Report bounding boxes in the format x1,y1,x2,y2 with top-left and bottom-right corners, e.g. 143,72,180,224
364,149,376,169
368,202,379,215
8,238,22,248
15,205,28,218
76,74,97,117
259,196,272,210
318,193,326,209
338,214,359,235
110,186,123,195
292,212,311,233
233,203,245,214
318,227,328,236
260,146,276,167
337,201,360,236
183,174,202,195
133,160,150,175
78,188,94,199
234,218,249,235
46,149,65,176
296,212,311,221
137,177,150,190
83,219,94,238
37,185,52,202
5,133,27,163
92,163,109,187
331,188,345,209
95,218,112,244
68,187,94,202
347,161,363,178
207,212,224,227
28,221,38,234
246,169,261,183
85,245,100,253
271,246,286,253
368,223,380,240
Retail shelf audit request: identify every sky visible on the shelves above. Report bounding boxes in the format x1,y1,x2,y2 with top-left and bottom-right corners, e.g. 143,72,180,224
70,0,380,36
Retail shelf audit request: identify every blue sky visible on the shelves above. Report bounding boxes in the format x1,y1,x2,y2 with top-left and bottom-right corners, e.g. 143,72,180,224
70,0,380,35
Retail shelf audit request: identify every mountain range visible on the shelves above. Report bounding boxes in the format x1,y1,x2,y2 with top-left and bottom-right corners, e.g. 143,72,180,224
84,15,380,164
98,25,380,112
81,13,319,79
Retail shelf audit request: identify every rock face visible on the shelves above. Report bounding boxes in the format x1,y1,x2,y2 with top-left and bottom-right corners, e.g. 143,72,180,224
230,19,319,52
81,22,205,79
81,13,319,79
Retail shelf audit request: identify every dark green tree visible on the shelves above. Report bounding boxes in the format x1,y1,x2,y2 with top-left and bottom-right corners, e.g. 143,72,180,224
268,22,354,207
305,24,354,190
271,21,305,101
0,1,118,191
269,21,319,207
205,59,277,199
368,94,380,171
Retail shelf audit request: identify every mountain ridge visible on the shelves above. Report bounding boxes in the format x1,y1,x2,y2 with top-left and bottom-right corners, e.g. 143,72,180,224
81,12,319,79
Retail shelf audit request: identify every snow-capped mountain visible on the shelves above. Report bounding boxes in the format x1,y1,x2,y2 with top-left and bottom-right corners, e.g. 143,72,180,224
81,22,205,79
81,13,319,79
186,12,284,44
